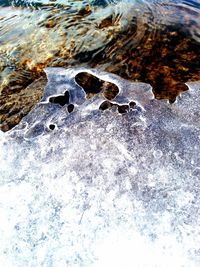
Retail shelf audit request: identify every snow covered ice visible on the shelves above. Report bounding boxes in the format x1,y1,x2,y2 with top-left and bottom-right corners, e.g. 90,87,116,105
0,67,200,267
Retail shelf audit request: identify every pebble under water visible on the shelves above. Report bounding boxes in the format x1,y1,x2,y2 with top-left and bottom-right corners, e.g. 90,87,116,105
0,67,200,266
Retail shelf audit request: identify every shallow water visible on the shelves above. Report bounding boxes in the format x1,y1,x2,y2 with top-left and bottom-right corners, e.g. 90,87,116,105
0,0,200,130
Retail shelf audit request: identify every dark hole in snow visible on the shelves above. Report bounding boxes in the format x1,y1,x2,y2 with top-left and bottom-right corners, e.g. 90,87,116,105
49,124,55,130
102,81,119,100
99,100,129,114
67,104,74,113
49,91,69,106
129,101,136,108
75,72,119,100
118,104,129,114
99,101,112,111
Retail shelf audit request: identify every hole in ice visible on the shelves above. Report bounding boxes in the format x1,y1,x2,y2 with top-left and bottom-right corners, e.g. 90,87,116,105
49,124,55,130
67,104,74,113
99,100,129,114
118,104,129,114
99,100,112,111
102,81,119,100
75,72,119,100
75,72,102,96
129,101,136,109
49,91,69,106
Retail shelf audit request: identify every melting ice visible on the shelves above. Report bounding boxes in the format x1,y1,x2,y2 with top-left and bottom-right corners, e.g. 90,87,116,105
0,67,200,267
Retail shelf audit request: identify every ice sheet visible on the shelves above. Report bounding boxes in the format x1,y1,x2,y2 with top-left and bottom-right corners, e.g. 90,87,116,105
0,67,200,267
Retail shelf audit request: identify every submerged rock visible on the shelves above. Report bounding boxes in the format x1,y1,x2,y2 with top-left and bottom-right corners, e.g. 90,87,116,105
0,67,200,266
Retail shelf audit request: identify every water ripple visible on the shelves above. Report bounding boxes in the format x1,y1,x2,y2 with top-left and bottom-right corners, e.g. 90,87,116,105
0,0,199,130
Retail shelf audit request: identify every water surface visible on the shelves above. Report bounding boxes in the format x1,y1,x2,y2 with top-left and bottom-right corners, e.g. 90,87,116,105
0,0,199,130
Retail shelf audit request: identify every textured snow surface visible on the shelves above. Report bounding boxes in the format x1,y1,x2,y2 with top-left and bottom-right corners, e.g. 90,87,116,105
0,67,200,267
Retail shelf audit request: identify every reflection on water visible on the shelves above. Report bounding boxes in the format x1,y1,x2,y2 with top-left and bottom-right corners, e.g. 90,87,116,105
0,0,200,131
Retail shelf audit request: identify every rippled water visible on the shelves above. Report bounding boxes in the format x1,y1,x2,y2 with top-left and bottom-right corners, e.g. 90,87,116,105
0,0,200,130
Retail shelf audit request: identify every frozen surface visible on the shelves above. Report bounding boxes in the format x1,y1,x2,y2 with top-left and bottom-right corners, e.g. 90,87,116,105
0,67,200,267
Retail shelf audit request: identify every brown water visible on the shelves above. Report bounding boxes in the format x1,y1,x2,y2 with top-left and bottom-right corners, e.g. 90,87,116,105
0,0,200,131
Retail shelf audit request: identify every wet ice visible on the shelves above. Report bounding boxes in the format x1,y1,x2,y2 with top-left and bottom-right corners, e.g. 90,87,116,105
0,67,200,267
